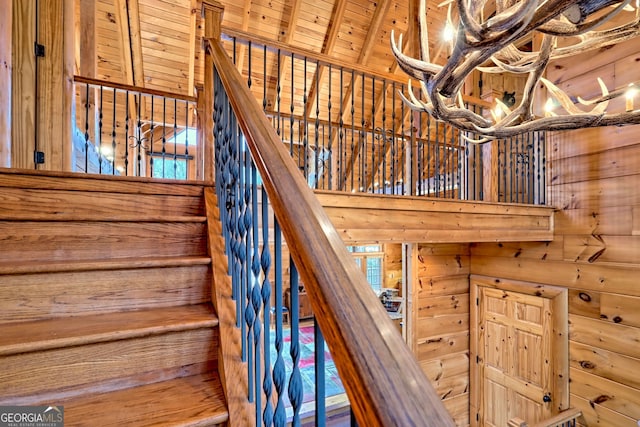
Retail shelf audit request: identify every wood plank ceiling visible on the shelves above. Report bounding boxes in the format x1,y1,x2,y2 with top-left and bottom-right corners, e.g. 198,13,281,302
85,0,448,105
81,0,452,183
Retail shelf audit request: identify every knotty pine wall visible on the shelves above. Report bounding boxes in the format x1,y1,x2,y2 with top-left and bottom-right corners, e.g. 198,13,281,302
383,243,402,291
411,243,471,426
471,38,640,426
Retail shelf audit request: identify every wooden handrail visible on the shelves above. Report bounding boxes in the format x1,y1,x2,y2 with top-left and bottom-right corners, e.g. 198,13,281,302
508,408,583,427
207,37,455,426
220,27,490,109
73,75,197,103
530,408,582,427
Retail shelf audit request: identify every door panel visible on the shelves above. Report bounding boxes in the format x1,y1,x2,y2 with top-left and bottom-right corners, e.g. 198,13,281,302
472,277,568,427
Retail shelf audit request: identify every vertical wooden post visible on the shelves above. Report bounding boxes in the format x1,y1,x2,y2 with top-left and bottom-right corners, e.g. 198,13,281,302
195,84,205,180
0,0,11,167
37,0,74,171
407,0,421,196
79,0,99,160
11,0,36,169
12,0,74,171
482,141,499,201
202,0,224,182
402,243,418,352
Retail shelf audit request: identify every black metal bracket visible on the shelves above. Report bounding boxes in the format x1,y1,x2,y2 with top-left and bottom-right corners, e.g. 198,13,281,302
34,43,45,57
34,151,45,164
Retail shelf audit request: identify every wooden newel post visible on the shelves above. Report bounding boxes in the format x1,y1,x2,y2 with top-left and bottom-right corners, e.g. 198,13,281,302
202,0,224,182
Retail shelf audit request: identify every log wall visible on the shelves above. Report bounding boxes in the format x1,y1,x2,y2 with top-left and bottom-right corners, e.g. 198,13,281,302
470,38,640,426
411,243,471,426
383,243,402,291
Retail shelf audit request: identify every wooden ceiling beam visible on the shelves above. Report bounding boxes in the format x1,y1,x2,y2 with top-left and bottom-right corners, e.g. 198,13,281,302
303,0,348,119
187,0,199,96
78,0,96,78
364,0,431,191
337,0,393,189
114,0,145,86
114,0,145,172
233,0,252,76
267,0,301,111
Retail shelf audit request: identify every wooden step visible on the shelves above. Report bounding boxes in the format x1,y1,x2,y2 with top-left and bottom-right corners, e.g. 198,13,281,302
0,259,212,323
0,168,210,196
0,221,208,263
60,372,228,427
0,304,218,356
0,307,219,399
0,255,212,275
0,187,206,221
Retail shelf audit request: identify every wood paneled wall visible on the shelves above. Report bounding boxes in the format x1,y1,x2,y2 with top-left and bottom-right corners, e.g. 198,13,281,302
409,243,470,426
0,0,10,167
471,38,640,426
383,243,402,291
10,0,73,171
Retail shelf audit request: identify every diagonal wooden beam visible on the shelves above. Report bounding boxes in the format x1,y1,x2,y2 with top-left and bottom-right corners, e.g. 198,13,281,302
233,0,252,74
303,0,348,119
267,0,301,111
115,0,145,174
337,0,393,189
115,0,144,86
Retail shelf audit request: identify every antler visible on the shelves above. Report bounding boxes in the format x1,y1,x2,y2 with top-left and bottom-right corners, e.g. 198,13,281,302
391,0,640,140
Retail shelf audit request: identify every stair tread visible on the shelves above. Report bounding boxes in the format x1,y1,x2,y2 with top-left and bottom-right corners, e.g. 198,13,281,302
0,255,212,275
0,304,219,356
61,372,228,427
0,214,208,222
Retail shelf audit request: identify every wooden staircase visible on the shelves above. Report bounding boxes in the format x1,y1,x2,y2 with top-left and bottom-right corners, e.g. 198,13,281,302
0,170,229,426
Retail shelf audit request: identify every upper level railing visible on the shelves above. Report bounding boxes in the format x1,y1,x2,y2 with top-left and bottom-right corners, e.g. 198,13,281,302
204,6,455,425
72,76,201,180
220,28,546,205
70,30,546,206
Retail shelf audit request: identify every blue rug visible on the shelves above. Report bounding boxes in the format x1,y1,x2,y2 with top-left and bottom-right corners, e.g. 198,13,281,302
268,324,345,408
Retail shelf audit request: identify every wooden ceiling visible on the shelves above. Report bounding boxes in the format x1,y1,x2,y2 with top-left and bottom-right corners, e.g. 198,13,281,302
79,0,456,185
83,0,449,99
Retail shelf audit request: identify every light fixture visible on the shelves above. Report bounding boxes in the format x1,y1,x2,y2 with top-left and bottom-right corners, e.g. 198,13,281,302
626,84,638,111
391,0,640,141
443,22,455,42
99,145,115,161
544,98,557,117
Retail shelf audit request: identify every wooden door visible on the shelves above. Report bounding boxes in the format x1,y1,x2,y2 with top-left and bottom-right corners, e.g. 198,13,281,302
470,276,568,427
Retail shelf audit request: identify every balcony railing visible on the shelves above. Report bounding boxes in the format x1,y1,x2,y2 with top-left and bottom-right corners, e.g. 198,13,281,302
72,76,199,180
221,29,546,205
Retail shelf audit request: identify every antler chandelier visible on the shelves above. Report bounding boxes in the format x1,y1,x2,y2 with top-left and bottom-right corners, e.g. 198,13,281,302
391,0,640,141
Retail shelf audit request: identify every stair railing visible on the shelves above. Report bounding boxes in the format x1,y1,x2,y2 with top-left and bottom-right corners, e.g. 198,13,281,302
508,408,582,427
205,22,455,427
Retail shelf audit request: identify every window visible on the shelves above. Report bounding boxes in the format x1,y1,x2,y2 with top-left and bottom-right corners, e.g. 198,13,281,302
151,156,187,180
348,245,383,293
